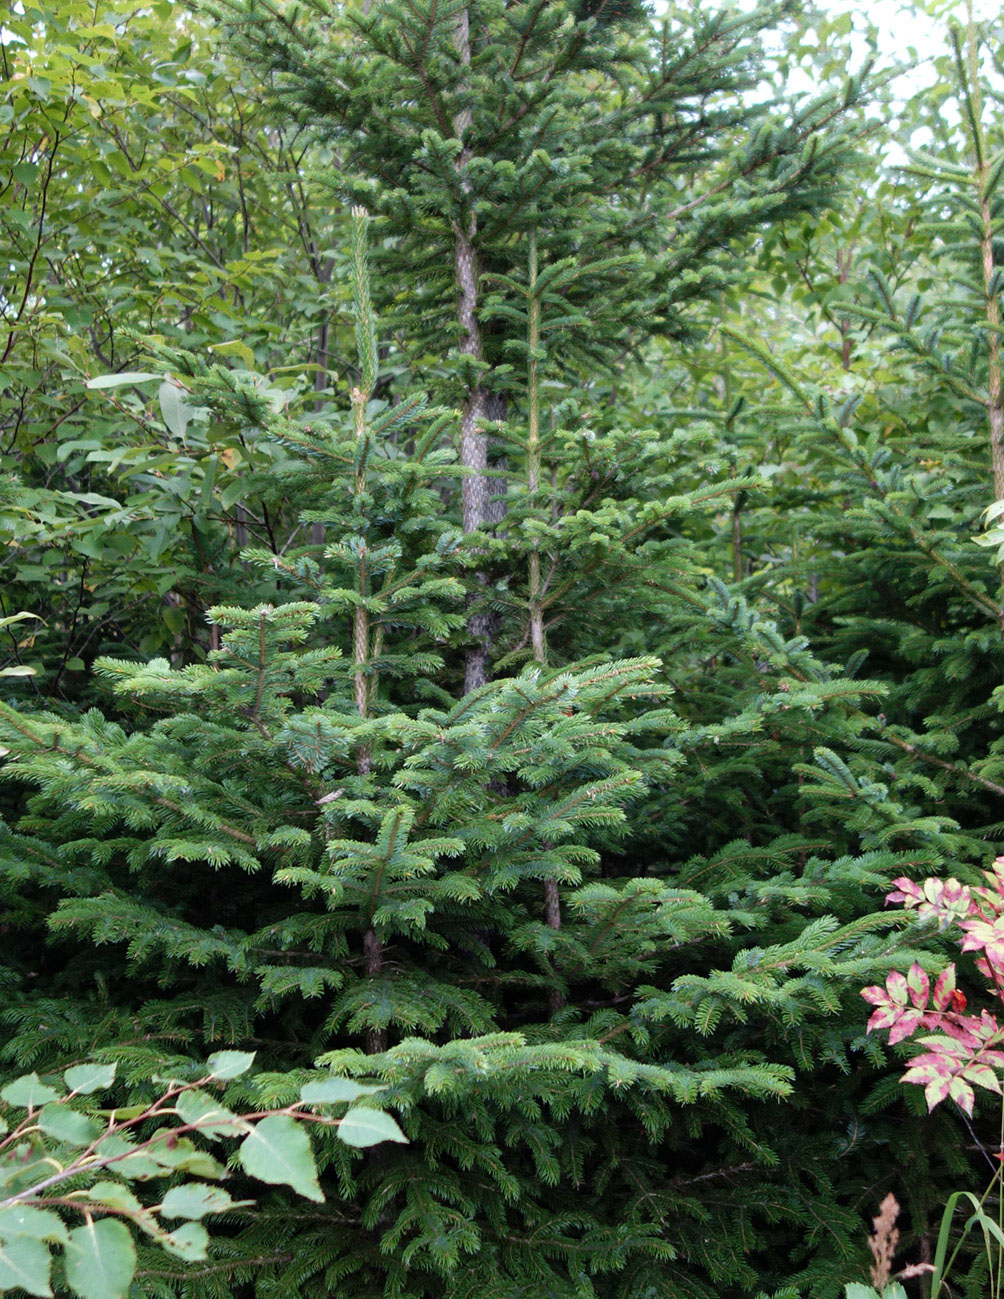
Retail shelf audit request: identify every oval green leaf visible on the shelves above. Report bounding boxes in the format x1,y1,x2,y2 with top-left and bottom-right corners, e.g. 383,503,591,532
300,1077,382,1105
37,1103,101,1147
1,1074,62,1108
160,1183,245,1220
337,1107,408,1148
64,1063,116,1095
176,1089,247,1138
238,1115,322,1202
205,1050,255,1080
0,1205,68,1244
0,1235,52,1297
158,381,193,439
65,1219,135,1299
161,1222,210,1261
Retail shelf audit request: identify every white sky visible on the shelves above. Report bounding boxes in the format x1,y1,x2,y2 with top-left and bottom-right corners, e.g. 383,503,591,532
844,0,998,89
769,0,1003,159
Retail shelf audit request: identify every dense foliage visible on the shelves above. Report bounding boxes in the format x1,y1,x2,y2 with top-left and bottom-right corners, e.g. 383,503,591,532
3,1,1004,1296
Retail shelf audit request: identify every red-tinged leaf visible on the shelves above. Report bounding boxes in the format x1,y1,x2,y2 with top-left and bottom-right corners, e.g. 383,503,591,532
905,1047,954,1074
941,878,970,909
870,865,1004,1117
906,962,930,1008
887,878,923,906
963,1064,1002,1094
961,919,1004,959
888,1010,924,1045
915,1036,968,1060
982,859,1004,899
940,1020,984,1050
866,1006,898,1033
932,965,957,1011
886,970,908,1005
923,1075,952,1111
948,1076,975,1115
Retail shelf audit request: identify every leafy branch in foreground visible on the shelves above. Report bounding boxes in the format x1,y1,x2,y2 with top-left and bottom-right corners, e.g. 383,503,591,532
859,860,1004,1298
861,861,1004,1116
0,1051,406,1299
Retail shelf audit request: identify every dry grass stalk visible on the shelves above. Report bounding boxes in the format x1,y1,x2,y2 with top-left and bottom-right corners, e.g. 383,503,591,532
868,1193,900,1291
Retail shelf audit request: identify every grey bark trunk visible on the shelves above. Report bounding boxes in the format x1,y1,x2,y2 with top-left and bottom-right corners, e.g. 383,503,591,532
452,6,503,694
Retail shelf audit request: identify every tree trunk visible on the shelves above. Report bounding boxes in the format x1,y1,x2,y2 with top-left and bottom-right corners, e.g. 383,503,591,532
452,6,496,693
363,927,387,1055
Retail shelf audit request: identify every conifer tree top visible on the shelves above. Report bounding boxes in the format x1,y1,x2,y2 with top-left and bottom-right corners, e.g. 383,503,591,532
213,0,868,374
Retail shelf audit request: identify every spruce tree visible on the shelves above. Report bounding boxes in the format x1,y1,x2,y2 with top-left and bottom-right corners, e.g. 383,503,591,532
718,7,1004,869
213,0,868,687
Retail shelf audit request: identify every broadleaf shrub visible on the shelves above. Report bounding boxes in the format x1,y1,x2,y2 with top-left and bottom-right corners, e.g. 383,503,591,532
0,1054,405,1297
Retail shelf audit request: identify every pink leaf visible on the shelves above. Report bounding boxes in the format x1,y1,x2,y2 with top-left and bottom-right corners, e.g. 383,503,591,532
886,970,908,1005
888,1010,924,1045
932,965,957,1012
948,1076,975,1116
887,878,922,907
866,1006,899,1033
963,1064,1002,1095
906,963,930,1008
940,1020,985,1050
924,1074,952,1110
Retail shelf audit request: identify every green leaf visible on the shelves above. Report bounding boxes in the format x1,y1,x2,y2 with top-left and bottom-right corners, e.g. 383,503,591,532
89,1135,165,1180
209,340,256,369
146,1135,227,1179
85,372,160,389
161,1222,209,1261
175,1089,248,1138
95,1105,145,1122
160,1183,245,1220
337,1107,408,1148
84,1183,143,1217
37,1103,101,1147
64,1063,116,1095
1,1074,62,1108
65,1220,135,1299
844,1286,880,1299
300,1077,383,1105
158,381,193,439
238,1115,323,1202
83,1185,160,1239
220,479,249,510
205,1051,255,1080
0,1235,52,1297
162,606,186,635
0,1206,68,1244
